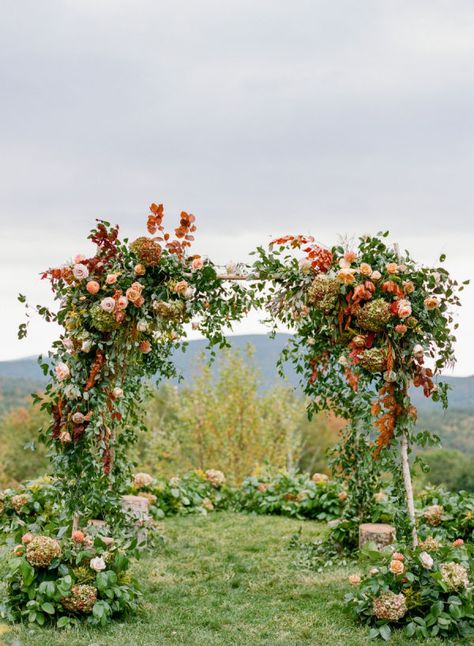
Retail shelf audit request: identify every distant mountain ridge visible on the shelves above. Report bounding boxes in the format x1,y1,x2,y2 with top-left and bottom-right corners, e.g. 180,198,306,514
0,334,473,413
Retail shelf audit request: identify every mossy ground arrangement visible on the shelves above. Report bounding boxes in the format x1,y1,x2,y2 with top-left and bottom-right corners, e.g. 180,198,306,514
0,513,471,646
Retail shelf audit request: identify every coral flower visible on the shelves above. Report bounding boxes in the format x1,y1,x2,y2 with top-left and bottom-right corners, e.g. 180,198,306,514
139,340,152,353
192,257,203,270
359,262,372,276
86,280,100,294
72,530,86,543
386,262,398,274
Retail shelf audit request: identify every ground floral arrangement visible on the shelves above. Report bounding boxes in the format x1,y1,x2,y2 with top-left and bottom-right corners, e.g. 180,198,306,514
3,527,140,627
13,201,468,638
345,539,474,641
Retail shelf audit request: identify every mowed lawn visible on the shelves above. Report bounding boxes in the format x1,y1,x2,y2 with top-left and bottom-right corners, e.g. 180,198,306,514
2,512,473,646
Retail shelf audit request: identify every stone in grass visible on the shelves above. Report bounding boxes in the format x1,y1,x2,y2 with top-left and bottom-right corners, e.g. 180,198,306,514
359,523,396,550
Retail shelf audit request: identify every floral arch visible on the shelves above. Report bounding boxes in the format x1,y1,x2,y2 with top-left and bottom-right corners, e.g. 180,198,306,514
19,203,464,548
9,201,471,635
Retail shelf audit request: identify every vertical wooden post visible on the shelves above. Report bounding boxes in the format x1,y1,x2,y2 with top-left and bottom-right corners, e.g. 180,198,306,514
400,431,418,547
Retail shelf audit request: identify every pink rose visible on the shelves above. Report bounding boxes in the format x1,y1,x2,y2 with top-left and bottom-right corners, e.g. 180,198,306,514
86,280,100,294
396,299,412,319
71,412,85,424
453,538,464,547
55,362,70,381
21,532,33,544
192,257,203,270
74,254,85,263
106,274,118,285
100,297,116,313
72,263,89,280
371,270,382,281
116,296,129,310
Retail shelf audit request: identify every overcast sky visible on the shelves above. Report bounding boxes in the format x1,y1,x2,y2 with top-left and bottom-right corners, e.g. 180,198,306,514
1,0,473,375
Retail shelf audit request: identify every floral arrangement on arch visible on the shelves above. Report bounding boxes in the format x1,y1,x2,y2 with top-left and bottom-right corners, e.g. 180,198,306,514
252,231,466,543
19,203,250,522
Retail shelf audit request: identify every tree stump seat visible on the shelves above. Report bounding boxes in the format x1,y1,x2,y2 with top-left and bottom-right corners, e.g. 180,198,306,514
359,523,396,550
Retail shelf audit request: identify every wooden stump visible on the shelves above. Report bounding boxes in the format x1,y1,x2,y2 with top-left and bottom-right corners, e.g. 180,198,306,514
121,495,150,546
359,523,396,550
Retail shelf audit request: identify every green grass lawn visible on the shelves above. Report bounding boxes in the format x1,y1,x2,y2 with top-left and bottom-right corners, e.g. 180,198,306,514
1,512,473,646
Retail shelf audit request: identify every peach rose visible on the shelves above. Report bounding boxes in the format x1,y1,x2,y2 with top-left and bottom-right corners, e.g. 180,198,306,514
359,263,372,276
392,552,404,561
337,268,356,284
59,431,72,443
22,532,33,544
386,262,398,275
106,274,118,285
394,324,407,334
344,250,358,264
134,263,146,276
192,257,203,270
348,574,361,585
403,281,415,294
174,280,189,294
424,296,440,310
389,559,405,575
453,538,464,547
86,280,100,294
126,287,141,303
396,299,412,319
371,270,382,281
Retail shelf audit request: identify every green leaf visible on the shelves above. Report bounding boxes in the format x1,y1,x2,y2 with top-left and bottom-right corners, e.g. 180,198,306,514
57,616,70,627
20,560,35,587
379,624,391,641
42,602,55,615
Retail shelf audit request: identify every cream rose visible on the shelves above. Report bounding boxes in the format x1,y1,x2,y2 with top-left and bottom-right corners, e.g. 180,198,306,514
55,362,70,381
100,297,115,313
89,556,106,572
73,263,89,280
419,551,434,569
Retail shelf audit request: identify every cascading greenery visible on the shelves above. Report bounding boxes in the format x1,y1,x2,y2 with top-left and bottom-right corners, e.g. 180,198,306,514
19,205,252,525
